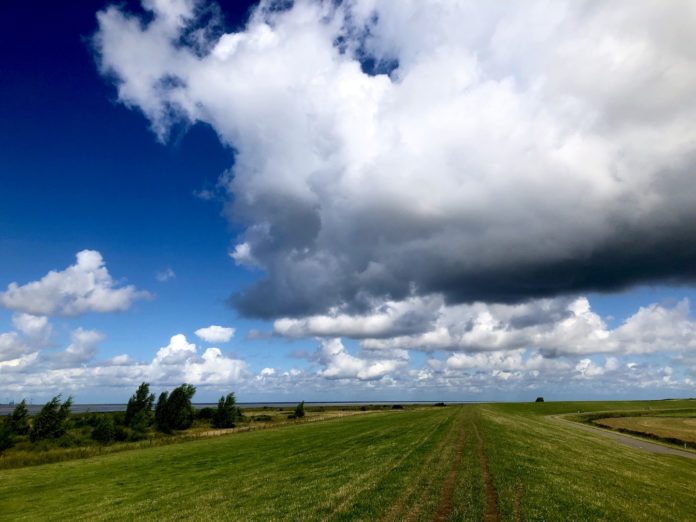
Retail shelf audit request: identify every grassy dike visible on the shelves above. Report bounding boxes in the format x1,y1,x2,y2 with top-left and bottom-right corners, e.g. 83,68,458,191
2,402,696,521
480,400,696,521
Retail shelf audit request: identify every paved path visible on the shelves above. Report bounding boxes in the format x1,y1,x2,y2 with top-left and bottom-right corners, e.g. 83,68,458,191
548,416,696,461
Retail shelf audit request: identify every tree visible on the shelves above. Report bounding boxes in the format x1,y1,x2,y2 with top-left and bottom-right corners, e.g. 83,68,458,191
155,384,197,433
212,393,239,429
294,401,305,419
30,395,73,442
535,396,545,403
167,384,196,430
8,399,30,435
155,391,170,433
124,382,154,431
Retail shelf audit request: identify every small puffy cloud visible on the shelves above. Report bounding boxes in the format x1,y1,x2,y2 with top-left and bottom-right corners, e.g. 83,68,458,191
575,358,616,379
108,354,132,366
0,250,150,316
195,325,235,343
229,242,258,268
154,334,197,365
0,332,30,363
611,299,696,354
317,338,407,381
156,267,176,282
183,347,246,385
11,313,52,342
58,328,105,366
0,351,39,370
150,334,247,385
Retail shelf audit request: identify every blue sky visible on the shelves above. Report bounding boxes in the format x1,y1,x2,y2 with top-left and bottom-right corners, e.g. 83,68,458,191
2,0,696,403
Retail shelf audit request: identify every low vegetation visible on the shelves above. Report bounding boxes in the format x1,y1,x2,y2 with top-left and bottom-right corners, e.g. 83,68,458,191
0,389,402,469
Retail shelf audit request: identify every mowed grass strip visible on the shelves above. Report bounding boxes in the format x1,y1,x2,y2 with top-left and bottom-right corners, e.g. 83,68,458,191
1,408,455,521
382,407,483,522
479,404,696,521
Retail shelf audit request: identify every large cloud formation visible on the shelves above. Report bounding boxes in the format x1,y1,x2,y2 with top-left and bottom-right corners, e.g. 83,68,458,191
96,0,696,319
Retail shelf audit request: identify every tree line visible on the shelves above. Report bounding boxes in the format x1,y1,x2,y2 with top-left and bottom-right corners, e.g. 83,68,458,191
0,383,248,451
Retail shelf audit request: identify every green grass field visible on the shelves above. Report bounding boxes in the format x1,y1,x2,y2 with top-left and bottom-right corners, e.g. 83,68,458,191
2,401,696,521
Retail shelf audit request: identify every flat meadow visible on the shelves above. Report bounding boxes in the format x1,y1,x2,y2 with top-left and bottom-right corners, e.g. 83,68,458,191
2,401,696,521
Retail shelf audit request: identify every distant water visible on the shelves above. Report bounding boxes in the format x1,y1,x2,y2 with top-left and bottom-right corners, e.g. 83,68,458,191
0,400,478,415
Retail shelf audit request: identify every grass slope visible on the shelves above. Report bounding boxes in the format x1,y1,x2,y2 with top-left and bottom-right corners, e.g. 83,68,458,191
2,402,696,521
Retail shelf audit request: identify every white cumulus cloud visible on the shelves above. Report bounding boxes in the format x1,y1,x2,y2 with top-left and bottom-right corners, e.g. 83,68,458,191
0,250,150,316
12,313,52,341
60,328,105,366
316,338,407,381
195,325,235,343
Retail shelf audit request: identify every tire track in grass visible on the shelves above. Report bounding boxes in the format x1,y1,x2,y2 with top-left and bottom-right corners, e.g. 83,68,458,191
430,414,467,522
513,481,523,522
474,425,499,522
381,409,459,522
322,411,451,521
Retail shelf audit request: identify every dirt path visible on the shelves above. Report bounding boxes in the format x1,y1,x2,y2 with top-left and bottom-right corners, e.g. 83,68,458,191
548,416,696,461
430,418,467,522
474,425,500,522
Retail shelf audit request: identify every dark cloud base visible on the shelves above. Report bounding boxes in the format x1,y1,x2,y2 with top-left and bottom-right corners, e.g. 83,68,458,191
232,222,696,319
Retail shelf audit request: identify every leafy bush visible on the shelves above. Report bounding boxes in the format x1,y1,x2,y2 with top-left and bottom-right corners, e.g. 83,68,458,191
91,415,115,444
535,397,545,403
253,415,273,422
113,425,130,442
212,393,239,429
197,407,215,420
391,404,404,410
294,401,305,418
72,413,96,429
30,395,73,442
0,421,14,453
